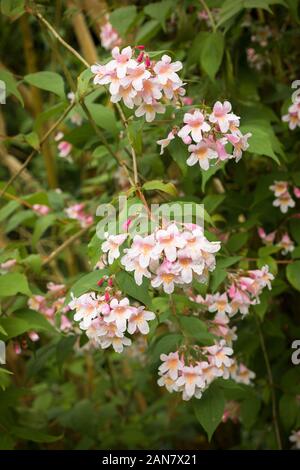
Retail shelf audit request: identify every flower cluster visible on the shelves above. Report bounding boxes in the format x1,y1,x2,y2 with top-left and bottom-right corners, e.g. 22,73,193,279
251,25,272,47
32,204,51,216
101,223,221,294
246,47,268,71
194,265,274,317
65,203,93,227
69,276,155,353
157,342,255,401
28,282,72,332
91,47,185,122
157,101,251,170
282,91,300,130
258,227,295,255
269,181,297,213
99,16,121,51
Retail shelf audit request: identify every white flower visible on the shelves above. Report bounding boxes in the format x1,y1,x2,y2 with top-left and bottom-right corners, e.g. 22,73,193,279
104,297,134,332
153,54,183,86
127,306,156,335
178,110,211,143
176,365,205,399
159,351,183,380
209,101,239,133
154,223,185,262
101,233,127,264
186,141,218,170
69,292,99,329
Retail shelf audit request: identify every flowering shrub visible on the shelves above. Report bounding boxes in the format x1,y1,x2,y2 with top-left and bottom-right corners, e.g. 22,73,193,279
0,0,300,452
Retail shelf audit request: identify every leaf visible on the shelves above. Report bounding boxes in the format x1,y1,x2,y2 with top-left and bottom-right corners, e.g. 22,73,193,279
150,333,183,363
116,271,152,307
226,232,248,252
0,368,12,390
56,336,76,367
286,261,300,292
77,68,93,98
203,194,225,213
253,290,270,320
144,0,174,27
167,136,188,175
279,394,298,429
210,268,227,293
32,214,56,247
24,72,65,99
0,200,19,222
240,124,280,164
10,426,62,443
0,317,29,340
240,394,261,429
194,382,225,441
201,162,225,192
0,272,31,297
67,269,109,302
24,131,39,150
179,316,215,345
142,180,178,196
85,103,118,136
216,256,242,269
5,209,34,233
14,309,56,333
110,5,137,37
136,19,161,44
1,0,24,17
0,69,23,105
200,32,225,80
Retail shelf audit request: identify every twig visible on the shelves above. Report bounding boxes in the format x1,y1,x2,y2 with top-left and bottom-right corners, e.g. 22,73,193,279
0,101,75,199
42,226,89,266
254,314,282,450
199,0,217,32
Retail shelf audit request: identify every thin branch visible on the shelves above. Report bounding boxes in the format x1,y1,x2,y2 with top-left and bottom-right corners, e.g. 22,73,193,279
254,314,282,450
0,102,75,199
42,226,89,266
199,0,217,32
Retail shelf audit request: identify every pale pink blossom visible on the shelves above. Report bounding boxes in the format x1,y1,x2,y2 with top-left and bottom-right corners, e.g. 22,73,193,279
178,110,211,143
273,191,295,213
33,204,51,216
101,233,128,264
186,141,218,170
289,429,300,449
127,306,155,335
277,233,294,255
153,54,183,86
135,100,165,122
104,297,134,332
157,131,175,155
209,101,239,133
110,46,136,79
176,365,205,399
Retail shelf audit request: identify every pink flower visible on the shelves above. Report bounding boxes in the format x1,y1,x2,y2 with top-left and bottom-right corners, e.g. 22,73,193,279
257,227,276,245
69,292,100,329
121,254,151,286
176,365,205,399
175,249,205,283
205,340,233,368
209,101,239,133
151,260,182,294
0,258,17,271
278,233,294,255
104,297,134,332
178,110,211,143
136,77,162,104
294,187,300,198
33,204,51,216
208,293,232,315
28,331,39,342
186,141,218,170
101,233,127,264
226,130,252,161
127,306,155,335
273,191,295,213
157,131,175,155
122,63,151,91
269,180,289,197
159,351,183,380
110,85,137,109
289,429,300,449
182,96,193,106
58,140,72,158
110,46,136,79
100,20,121,50
231,363,255,385
153,54,183,86
135,100,165,122
154,224,185,261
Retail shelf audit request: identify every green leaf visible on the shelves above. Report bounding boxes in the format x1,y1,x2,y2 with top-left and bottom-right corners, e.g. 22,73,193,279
142,180,178,196
56,335,76,367
216,256,242,269
116,271,152,307
10,426,62,443
0,69,23,105
253,289,270,320
150,333,183,363
279,394,298,429
85,103,118,136
0,272,31,297
24,131,39,150
240,124,280,164
286,261,300,292
110,5,137,37
24,72,65,99
194,382,225,441
179,316,215,345
77,68,93,98
67,269,109,302
32,214,56,247
226,232,248,252
136,19,161,44
144,0,174,27
14,309,56,333
1,0,24,17
210,268,227,293
201,162,225,192
0,200,19,223
200,32,225,80
0,369,12,390
240,394,261,429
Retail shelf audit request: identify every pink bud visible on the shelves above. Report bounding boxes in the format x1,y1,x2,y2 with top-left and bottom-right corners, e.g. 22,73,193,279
105,291,110,302
137,51,144,63
122,218,132,231
97,278,104,287
294,187,300,198
136,45,145,50
145,55,151,68
108,278,113,287
14,342,22,355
